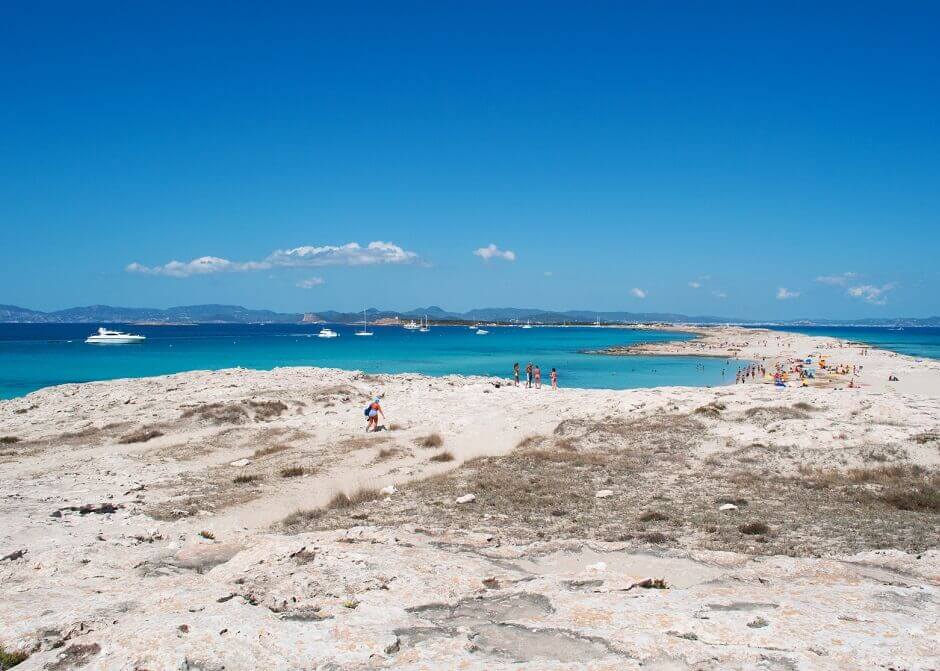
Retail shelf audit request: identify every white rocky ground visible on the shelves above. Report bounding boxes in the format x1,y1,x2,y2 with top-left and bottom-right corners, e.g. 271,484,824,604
0,327,937,670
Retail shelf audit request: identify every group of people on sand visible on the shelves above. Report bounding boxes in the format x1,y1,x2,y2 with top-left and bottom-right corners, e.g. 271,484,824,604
734,363,765,384
512,362,558,389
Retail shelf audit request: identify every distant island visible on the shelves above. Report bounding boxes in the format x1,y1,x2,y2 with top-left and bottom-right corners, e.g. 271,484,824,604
1,303,938,327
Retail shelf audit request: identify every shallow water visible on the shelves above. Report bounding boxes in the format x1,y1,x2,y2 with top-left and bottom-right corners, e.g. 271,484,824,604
0,323,744,399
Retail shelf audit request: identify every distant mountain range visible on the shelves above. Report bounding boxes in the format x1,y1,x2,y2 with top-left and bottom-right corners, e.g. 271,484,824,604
1,303,938,327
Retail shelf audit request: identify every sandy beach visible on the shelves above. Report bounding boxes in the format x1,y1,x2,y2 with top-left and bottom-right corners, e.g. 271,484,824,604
1,327,938,670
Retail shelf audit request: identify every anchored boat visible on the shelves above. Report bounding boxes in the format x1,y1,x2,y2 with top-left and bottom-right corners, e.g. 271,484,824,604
85,328,146,344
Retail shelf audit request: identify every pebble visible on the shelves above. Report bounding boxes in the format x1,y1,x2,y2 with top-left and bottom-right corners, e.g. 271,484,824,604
455,494,476,504
379,485,397,496
719,503,738,511
229,459,251,467
595,489,614,498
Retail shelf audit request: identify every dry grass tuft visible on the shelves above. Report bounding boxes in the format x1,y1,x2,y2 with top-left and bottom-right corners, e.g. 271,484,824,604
0,436,20,445
376,447,400,460
419,433,444,448
694,404,723,419
248,400,288,421
429,451,454,463
326,488,380,510
388,422,404,431
528,449,611,466
282,508,322,526
643,532,670,544
516,435,543,449
118,428,164,444
181,402,250,425
280,465,305,478
198,530,215,540
791,402,818,412
880,481,939,512
739,521,770,535
233,474,262,485
0,645,29,669
910,430,939,445
253,444,289,458
639,510,669,522
743,406,809,422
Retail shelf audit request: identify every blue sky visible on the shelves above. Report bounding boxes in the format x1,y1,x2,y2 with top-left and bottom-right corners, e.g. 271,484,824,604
2,1,938,319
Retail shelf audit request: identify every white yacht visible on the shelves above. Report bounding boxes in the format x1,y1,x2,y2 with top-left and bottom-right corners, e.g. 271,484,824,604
403,320,420,331
317,327,339,339
355,311,373,336
418,315,430,333
521,321,533,329
475,328,489,335
85,328,146,344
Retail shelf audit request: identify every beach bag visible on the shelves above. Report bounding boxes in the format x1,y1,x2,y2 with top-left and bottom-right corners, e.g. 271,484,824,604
364,405,372,417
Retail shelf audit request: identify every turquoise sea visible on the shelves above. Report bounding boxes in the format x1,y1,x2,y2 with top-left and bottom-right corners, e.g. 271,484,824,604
0,323,743,399
759,326,940,361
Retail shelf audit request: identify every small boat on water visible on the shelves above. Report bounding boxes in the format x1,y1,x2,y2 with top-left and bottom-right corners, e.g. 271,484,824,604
317,327,339,339
355,311,374,337
475,329,489,335
403,320,420,330
85,328,146,344
521,321,533,329
418,315,430,333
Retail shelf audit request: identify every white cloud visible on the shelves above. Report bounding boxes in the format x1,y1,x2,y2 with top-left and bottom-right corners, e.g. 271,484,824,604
712,290,727,299
816,272,857,286
630,287,647,299
688,274,711,289
296,277,325,289
847,283,896,305
125,256,270,278
269,241,418,267
128,241,419,278
473,243,516,262
776,287,800,300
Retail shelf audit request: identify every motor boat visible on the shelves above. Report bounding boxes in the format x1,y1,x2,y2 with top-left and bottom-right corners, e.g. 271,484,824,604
85,328,146,344
403,320,420,330
521,321,533,329
475,329,489,335
317,327,339,339
355,310,374,336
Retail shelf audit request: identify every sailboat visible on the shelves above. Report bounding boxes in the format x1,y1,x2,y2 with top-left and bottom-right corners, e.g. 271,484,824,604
419,315,430,332
521,320,533,329
355,310,373,336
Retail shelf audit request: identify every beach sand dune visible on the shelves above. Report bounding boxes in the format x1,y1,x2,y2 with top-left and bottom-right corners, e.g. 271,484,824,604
0,328,937,669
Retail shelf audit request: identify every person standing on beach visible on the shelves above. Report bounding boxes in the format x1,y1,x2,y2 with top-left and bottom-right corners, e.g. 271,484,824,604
550,367,558,389
534,364,542,389
525,362,533,388
513,362,520,386
365,397,384,432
